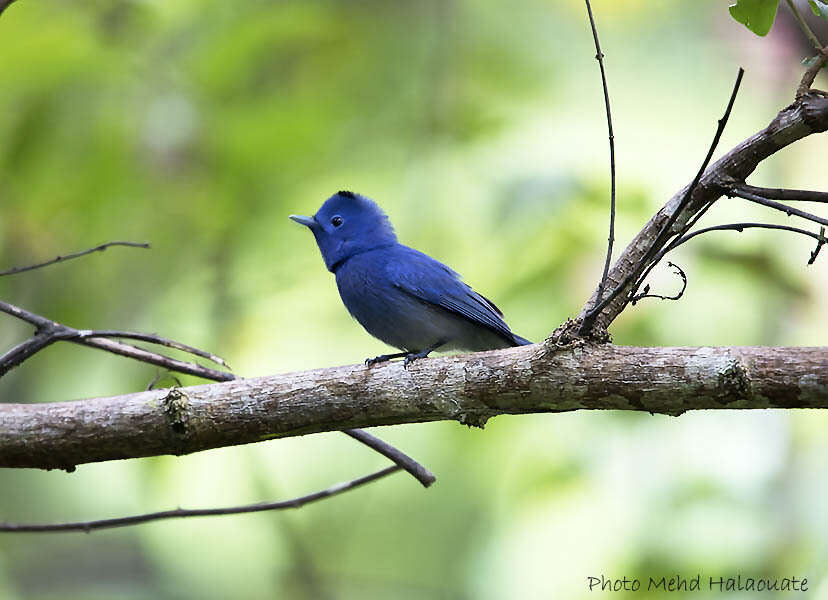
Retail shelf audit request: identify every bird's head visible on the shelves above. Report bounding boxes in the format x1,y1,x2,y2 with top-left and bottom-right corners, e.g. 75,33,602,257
290,191,398,272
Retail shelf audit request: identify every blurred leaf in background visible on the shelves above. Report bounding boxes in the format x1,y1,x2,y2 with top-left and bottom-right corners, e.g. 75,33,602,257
729,0,781,36
0,0,826,599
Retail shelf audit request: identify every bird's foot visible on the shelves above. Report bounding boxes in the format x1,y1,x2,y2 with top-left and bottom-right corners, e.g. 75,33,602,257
403,346,439,369
365,352,407,367
366,343,444,368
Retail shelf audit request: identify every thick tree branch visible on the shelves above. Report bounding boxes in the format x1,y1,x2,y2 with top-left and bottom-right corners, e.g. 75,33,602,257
0,344,824,470
0,297,436,485
574,93,828,336
1,251,436,486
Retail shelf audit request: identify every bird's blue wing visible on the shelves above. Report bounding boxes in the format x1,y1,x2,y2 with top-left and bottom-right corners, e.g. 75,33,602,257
386,246,518,343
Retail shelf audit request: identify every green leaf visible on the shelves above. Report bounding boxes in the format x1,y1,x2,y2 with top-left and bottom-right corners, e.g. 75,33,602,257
808,0,828,19
729,0,781,36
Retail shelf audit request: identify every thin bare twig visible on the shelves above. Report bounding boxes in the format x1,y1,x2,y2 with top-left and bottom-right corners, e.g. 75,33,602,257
78,330,229,368
786,0,824,52
0,298,231,375
343,429,435,488
630,180,828,292
729,187,828,227
736,183,828,204
579,68,745,335
78,336,236,382
625,68,745,300
810,226,827,264
0,334,60,373
797,50,828,98
0,465,401,533
669,222,826,265
0,300,235,380
629,200,717,293
785,0,828,98
0,241,150,277
630,262,687,304
583,0,617,321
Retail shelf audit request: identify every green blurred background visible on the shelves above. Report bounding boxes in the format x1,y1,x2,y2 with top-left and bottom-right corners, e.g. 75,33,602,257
1,0,826,598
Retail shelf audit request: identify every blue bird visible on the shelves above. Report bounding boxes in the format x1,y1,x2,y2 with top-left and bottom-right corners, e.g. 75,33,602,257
290,191,531,367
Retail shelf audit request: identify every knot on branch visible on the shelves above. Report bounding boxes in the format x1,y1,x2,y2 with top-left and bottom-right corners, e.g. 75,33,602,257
551,318,611,345
799,94,828,132
162,388,191,443
456,411,490,429
716,361,752,405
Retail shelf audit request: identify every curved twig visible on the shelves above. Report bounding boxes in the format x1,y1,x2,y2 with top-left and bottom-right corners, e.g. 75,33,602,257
0,466,401,533
0,241,150,277
630,262,687,304
669,222,825,264
343,429,435,487
583,0,617,318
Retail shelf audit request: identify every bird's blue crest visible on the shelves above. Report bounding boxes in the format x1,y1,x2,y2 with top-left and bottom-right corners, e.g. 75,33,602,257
295,191,398,272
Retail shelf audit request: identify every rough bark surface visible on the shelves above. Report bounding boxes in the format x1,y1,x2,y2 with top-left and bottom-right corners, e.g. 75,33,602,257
1,344,825,470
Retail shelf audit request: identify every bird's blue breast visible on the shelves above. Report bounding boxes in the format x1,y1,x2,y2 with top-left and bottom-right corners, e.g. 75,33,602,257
334,247,424,351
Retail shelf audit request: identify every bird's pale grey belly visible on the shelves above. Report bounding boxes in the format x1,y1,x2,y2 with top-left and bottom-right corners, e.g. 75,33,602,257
335,263,510,353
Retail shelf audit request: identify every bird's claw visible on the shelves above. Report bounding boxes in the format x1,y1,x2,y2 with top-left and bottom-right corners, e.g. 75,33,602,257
403,351,427,369
366,348,436,368
365,353,403,367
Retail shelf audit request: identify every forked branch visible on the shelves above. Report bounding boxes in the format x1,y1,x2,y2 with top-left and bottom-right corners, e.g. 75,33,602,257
573,88,828,338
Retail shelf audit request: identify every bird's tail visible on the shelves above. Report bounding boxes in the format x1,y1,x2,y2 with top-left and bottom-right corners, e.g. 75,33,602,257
512,334,533,346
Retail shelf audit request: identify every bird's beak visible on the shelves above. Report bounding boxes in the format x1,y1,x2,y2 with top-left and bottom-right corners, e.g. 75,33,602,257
289,214,316,228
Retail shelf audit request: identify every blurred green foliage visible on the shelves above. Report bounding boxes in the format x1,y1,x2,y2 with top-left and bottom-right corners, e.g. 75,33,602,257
0,0,826,598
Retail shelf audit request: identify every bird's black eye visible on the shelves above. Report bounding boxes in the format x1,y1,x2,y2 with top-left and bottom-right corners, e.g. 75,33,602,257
330,215,343,227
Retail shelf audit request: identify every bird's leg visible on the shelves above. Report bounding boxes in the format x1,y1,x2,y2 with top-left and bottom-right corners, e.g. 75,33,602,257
365,351,408,366
403,342,444,369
